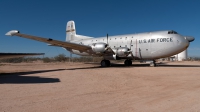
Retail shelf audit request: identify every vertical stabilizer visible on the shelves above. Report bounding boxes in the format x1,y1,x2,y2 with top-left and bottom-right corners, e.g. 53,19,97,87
66,21,76,41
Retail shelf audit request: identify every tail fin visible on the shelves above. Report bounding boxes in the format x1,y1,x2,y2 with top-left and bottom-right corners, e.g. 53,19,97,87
66,20,94,42
66,21,76,41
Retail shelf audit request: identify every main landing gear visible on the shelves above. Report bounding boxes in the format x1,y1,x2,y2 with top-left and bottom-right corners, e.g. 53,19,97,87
124,59,132,66
101,60,110,67
101,59,133,67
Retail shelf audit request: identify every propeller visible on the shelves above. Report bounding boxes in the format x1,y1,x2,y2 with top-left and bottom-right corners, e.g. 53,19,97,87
104,33,115,54
104,33,110,51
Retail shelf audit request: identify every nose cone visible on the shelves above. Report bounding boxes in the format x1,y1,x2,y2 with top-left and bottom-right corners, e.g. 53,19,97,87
185,36,195,42
178,35,189,50
183,37,189,49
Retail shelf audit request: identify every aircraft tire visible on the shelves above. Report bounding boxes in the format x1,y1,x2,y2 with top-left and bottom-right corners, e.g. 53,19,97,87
124,60,132,66
101,60,110,67
105,60,110,67
128,60,132,66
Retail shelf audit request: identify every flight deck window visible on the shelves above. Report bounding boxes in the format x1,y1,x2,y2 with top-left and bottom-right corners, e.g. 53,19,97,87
168,30,178,34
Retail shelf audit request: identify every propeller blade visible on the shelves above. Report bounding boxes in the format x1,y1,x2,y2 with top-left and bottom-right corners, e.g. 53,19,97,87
130,40,132,49
129,40,134,58
130,51,134,58
107,33,108,45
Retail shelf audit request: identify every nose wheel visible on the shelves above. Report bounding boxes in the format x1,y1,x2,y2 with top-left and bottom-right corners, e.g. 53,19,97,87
124,60,132,66
101,60,110,67
150,60,156,67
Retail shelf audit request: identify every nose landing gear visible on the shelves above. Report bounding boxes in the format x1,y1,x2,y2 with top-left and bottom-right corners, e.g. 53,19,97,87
150,60,156,67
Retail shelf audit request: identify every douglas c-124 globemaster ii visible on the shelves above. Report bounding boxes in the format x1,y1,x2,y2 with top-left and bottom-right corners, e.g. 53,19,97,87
6,21,194,67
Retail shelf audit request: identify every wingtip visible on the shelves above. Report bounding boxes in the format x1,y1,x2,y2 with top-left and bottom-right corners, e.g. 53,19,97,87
5,30,19,36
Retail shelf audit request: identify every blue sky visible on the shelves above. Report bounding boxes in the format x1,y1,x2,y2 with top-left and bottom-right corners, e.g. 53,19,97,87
0,0,200,57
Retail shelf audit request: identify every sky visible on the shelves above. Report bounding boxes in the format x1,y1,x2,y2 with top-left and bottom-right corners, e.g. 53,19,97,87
0,0,200,57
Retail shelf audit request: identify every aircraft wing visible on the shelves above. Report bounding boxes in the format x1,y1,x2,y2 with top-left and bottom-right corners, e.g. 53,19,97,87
5,30,91,51
0,53,44,59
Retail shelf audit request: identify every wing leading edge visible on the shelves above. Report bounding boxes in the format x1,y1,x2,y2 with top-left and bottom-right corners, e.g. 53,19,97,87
5,30,91,51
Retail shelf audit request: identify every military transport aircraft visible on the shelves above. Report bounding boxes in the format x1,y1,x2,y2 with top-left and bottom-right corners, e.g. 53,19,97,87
6,21,194,67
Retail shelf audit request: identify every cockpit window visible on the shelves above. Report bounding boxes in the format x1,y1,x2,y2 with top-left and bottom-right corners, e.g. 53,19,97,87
168,30,178,34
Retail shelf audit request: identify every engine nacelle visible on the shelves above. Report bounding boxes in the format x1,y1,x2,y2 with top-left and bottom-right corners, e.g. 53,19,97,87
91,43,108,53
113,47,130,57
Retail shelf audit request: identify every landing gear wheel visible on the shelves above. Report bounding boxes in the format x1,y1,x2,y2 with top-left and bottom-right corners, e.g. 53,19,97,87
129,60,132,66
124,60,132,66
105,60,110,66
101,60,110,67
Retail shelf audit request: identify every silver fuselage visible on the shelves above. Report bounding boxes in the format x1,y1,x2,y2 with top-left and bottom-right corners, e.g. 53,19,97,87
70,30,189,60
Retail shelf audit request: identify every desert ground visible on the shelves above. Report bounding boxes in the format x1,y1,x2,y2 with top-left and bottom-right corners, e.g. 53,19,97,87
1,61,200,112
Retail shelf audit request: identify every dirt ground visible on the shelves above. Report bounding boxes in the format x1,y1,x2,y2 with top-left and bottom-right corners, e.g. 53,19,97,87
1,61,200,112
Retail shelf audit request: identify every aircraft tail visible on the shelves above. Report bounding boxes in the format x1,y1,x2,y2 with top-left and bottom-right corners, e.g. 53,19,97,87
66,21,76,41
66,21,93,42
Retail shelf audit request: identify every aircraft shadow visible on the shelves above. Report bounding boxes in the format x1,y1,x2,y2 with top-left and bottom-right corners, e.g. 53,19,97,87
0,69,65,84
66,63,150,70
67,63,200,70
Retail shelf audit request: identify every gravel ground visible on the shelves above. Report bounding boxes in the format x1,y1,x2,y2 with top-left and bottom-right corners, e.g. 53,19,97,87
0,61,200,112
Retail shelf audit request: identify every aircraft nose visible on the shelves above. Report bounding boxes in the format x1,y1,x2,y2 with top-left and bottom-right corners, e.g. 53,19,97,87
182,36,190,49
185,36,195,42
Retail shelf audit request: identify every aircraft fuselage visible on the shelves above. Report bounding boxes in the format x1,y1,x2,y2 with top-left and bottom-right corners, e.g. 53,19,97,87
70,30,189,60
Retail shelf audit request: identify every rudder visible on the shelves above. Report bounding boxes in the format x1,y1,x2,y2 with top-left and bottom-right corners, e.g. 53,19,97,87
66,21,76,41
